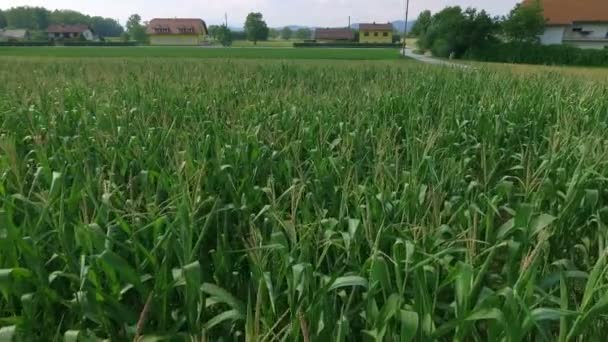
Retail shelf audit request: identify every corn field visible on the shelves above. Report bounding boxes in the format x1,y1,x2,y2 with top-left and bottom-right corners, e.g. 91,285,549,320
1,58,608,341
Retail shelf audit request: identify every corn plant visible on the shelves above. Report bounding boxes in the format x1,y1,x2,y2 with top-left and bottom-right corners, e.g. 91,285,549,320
0,58,607,340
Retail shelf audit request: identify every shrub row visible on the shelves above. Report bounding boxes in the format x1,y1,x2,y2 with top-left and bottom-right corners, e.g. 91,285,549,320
0,41,53,46
465,42,608,67
294,42,401,48
63,41,139,47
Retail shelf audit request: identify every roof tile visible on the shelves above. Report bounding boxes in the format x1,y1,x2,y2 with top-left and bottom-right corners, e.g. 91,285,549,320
314,28,354,40
523,0,608,25
359,23,393,31
147,18,208,35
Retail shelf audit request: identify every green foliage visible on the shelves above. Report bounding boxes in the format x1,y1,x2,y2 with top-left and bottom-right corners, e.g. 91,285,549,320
120,32,130,42
4,6,48,30
502,1,546,43
269,28,280,39
1,54,608,340
281,26,293,40
89,16,123,37
0,41,52,46
208,25,221,39
418,6,498,57
48,9,88,26
244,12,269,44
0,10,7,29
294,42,400,48
216,25,233,47
0,47,400,59
295,27,312,40
126,14,147,43
2,7,122,37
62,41,137,46
465,42,608,66
411,10,431,36
231,30,247,41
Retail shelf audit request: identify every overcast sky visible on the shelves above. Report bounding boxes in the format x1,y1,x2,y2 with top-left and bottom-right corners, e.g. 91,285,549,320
2,0,521,27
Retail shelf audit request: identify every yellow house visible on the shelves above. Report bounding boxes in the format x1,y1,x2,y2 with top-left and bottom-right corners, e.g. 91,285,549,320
147,18,208,46
359,23,393,44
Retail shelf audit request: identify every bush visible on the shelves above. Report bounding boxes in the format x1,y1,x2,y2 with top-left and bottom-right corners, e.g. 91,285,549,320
63,41,138,47
294,42,400,48
465,42,608,67
0,41,52,46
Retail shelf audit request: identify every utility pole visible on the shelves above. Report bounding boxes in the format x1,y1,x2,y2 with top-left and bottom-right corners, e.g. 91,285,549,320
403,0,410,51
348,16,351,29
225,13,228,27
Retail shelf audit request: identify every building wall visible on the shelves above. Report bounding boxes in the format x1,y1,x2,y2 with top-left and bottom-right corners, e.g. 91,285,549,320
564,23,608,40
150,35,204,45
359,30,392,44
541,23,608,49
540,26,565,45
83,30,95,41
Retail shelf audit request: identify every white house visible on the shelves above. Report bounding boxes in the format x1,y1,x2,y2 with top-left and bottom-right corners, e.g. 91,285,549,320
524,0,608,49
0,29,30,42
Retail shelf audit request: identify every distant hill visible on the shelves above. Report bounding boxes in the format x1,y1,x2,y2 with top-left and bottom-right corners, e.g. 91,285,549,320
391,20,416,33
268,20,416,33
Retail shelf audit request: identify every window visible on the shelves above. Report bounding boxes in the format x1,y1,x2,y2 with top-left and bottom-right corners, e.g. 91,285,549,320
571,26,591,35
364,31,369,37
383,32,389,37
374,32,378,37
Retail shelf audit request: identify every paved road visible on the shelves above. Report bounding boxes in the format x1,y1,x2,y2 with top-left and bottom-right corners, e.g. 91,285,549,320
401,48,467,68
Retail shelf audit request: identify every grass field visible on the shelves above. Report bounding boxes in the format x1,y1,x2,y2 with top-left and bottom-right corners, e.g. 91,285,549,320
0,46,400,60
474,61,608,81
231,39,301,48
1,56,608,341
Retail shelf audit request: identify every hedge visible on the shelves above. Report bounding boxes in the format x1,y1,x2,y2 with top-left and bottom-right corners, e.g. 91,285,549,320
465,42,608,67
294,42,401,48
0,41,53,46
63,41,139,47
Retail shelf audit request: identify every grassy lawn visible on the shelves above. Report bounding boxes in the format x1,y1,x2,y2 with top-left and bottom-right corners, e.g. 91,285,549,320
0,46,401,60
231,39,301,47
474,60,608,80
1,56,608,340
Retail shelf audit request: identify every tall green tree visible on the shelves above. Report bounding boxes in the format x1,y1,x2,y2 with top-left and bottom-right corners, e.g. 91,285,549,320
0,10,7,28
411,10,432,37
126,14,147,42
32,7,49,29
217,25,233,46
281,27,293,40
5,6,47,30
502,1,546,43
418,6,498,58
208,25,221,39
49,9,88,25
295,28,312,40
90,17,123,37
244,12,269,45
2,6,124,37
269,28,280,39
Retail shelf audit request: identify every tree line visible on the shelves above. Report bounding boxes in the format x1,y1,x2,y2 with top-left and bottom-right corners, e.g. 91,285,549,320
411,2,545,58
0,6,124,38
208,13,313,46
